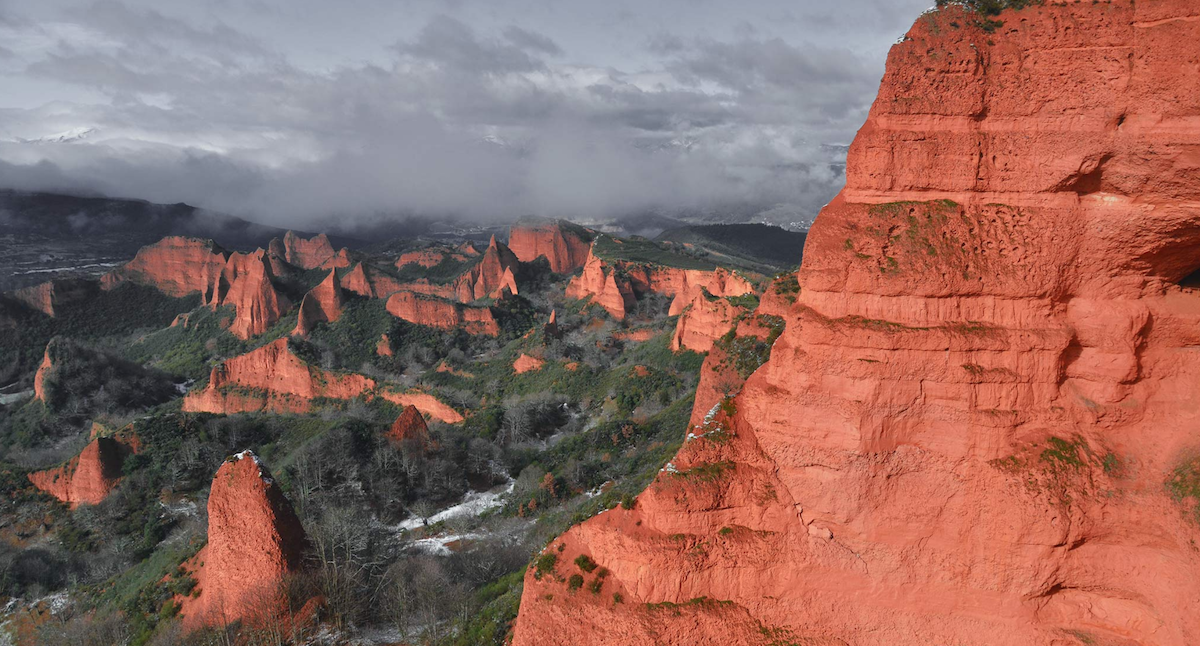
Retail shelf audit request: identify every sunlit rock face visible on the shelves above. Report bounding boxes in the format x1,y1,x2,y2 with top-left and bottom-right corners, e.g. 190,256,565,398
513,2,1200,645
508,220,593,274
179,452,310,631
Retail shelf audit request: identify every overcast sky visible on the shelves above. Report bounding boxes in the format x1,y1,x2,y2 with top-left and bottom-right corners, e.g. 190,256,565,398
0,0,930,229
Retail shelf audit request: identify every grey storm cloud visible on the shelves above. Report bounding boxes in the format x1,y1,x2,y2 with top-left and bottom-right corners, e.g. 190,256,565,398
0,0,931,230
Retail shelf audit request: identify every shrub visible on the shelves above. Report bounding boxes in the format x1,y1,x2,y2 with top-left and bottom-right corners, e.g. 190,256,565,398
567,574,584,591
574,554,597,573
533,552,557,580
587,577,604,594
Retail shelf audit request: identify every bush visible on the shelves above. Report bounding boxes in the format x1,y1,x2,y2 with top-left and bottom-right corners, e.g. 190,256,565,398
567,573,584,591
574,554,597,573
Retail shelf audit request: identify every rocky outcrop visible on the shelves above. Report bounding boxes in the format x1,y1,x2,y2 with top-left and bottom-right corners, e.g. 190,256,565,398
292,270,344,336
386,405,432,449
670,290,743,353
566,249,636,320
567,246,752,321
376,389,464,424
509,220,593,273
215,250,291,339
377,333,394,357
183,338,375,414
102,236,228,297
396,248,450,269
466,235,520,300
12,278,97,317
341,262,407,301
181,452,309,630
103,237,290,340
276,231,348,270
385,291,499,336
513,354,545,374
28,435,139,507
32,344,53,403
544,310,561,339
514,3,1200,645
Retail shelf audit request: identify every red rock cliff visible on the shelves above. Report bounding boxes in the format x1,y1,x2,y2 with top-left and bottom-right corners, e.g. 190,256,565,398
183,338,375,414
181,452,309,630
514,3,1200,645
104,237,291,340
509,220,593,273
277,231,347,270
12,279,97,317
292,269,344,336
28,436,138,508
386,404,432,449
385,291,500,336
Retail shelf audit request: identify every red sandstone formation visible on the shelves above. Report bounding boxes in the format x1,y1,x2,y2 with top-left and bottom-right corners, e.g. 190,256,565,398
292,270,344,336
670,290,744,353
103,237,291,340
102,236,228,297
386,405,432,449
216,250,291,339
183,338,375,414
341,262,408,301
544,310,561,339
396,248,449,269
385,291,499,336
28,435,139,507
277,231,348,270
32,344,53,403
180,452,309,631
566,249,636,319
377,333,394,357
508,220,593,273
376,389,465,424
567,245,752,320
466,236,520,300
513,354,545,374
514,3,1200,645
12,278,96,317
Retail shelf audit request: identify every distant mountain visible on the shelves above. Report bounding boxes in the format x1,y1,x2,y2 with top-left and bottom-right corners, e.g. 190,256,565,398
655,223,807,273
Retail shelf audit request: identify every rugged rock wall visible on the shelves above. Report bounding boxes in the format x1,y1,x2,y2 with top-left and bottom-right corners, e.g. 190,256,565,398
276,231,348,270
181,452,309,630
385,291,500,336
567,247,752,321
386,404,432,449
671,291,744,353
292,269,344,336
103,237,291,339
514,3,1200,645
183,338,375,414
12,279,97,317
509,220,593,273
27,436,138,507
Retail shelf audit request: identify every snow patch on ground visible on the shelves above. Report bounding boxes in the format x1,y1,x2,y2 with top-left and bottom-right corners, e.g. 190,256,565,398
395,479,514,532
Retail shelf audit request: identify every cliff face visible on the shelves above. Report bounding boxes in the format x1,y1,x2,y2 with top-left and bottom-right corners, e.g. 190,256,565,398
278,231,347,270
181,452,309,630
386,404,432,449
28,436,138,507
103,237,291,340
385,291,500,336
513,3,1200,645
670,291,744,353
292,269,344,336
12,279,97,317
567,247,752,321
508,220,593,273
183,338,375,414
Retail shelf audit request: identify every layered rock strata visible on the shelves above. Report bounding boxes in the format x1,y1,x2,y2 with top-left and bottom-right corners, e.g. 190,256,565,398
514,2,1200,645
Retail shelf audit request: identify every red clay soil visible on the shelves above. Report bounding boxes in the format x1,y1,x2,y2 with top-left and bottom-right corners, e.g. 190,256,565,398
513,2,1200,645
513,354,546,374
